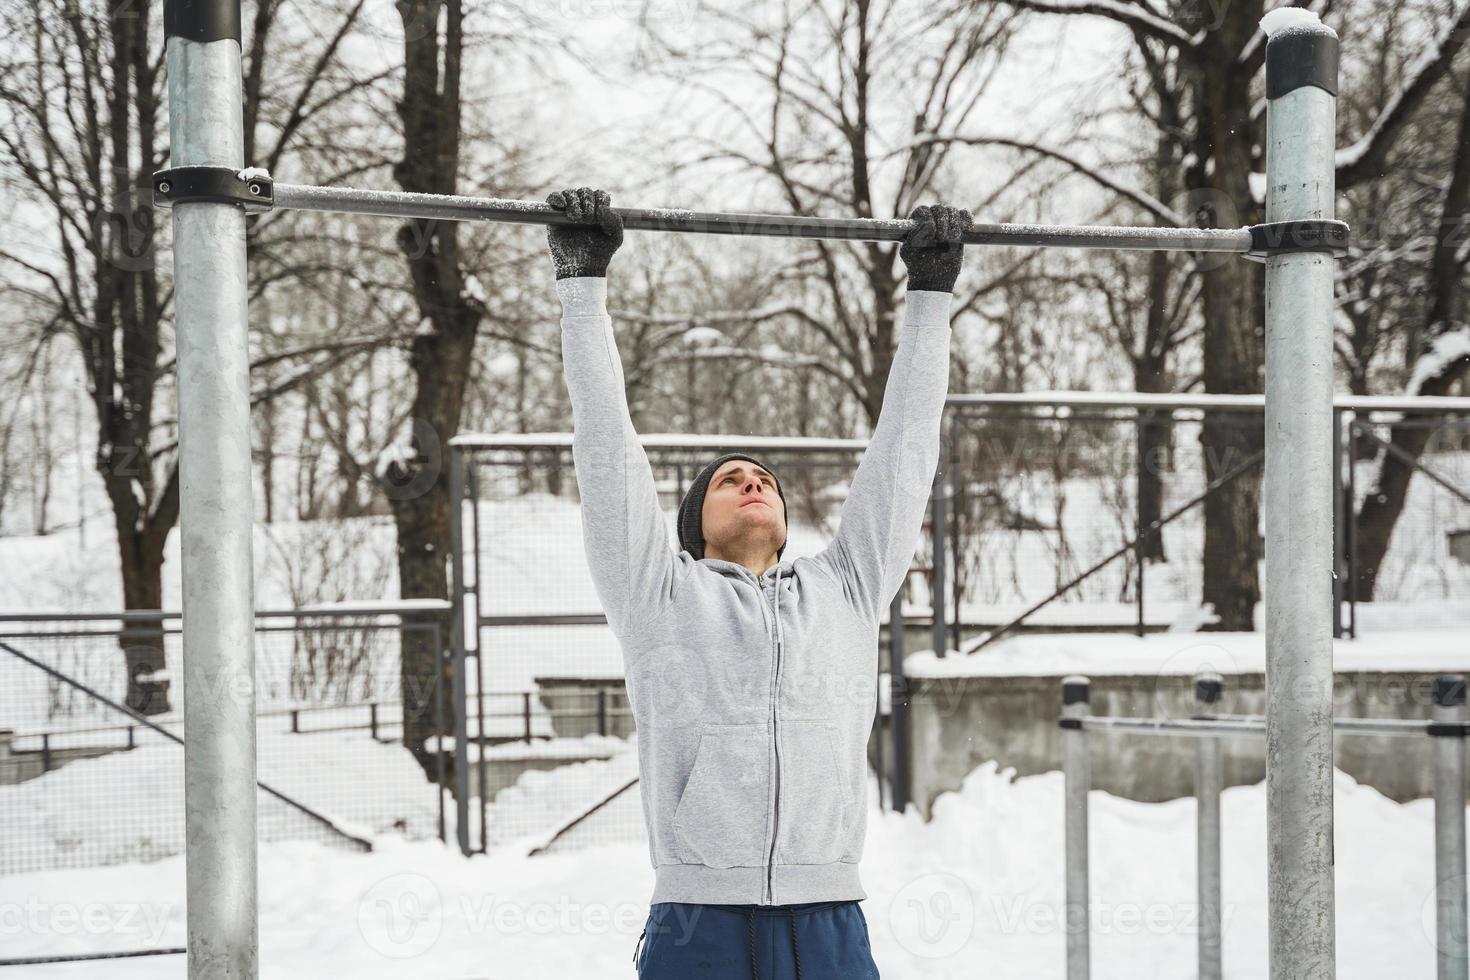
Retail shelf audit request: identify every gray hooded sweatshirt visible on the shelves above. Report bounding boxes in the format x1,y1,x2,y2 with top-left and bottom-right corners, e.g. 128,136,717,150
557,276,952,906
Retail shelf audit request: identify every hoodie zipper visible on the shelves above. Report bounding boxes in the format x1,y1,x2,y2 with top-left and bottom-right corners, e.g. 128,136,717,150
763,566,783,905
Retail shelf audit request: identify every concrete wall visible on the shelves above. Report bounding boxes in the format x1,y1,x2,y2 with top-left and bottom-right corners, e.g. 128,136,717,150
907,670,1457,817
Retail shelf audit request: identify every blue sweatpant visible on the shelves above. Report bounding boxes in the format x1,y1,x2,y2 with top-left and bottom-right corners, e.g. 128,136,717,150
633,900,881,979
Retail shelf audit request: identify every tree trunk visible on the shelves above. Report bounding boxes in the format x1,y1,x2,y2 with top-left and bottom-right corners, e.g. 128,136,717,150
389,0,483,777
1352,78,1470,600
110,477,174,715
1193,12,1265,632
1136,250,1172,562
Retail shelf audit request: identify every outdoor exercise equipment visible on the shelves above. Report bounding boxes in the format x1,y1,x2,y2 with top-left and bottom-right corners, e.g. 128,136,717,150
157,1,1345,976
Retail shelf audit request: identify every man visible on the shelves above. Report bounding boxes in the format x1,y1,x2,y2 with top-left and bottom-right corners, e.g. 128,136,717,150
548,186,969,979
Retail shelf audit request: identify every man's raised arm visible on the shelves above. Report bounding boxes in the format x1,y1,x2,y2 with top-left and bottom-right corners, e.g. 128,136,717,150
815,204,971,626
549,187,678,638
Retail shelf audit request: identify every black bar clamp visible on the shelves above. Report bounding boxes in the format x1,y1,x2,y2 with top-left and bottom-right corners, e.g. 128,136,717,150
152,165,274,213
1244,219,1349,261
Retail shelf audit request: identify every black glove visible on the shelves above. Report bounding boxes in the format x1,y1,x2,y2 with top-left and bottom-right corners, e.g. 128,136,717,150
899,204,973,293
545,187,624,279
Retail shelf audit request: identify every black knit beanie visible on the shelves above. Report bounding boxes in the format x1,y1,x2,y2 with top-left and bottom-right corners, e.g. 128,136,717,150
677,452,788,561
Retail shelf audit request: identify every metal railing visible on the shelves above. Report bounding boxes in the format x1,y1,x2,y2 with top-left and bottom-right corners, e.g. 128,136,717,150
1058,671,1470,980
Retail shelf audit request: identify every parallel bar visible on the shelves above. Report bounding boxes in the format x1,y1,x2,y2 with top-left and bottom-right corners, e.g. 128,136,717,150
1084,713,1464,738
1061,676,1091,980
1195,673,1224,980
1432,675,1469,980
164,2,259,975
1078,716,1270,738
272,182,1253,253
1262,14,1340,979
944,391,1470,413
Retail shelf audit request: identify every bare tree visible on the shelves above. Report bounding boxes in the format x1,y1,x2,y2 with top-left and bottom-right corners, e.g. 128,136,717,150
951,0,1469,628
1351,70,1470,598
639,0,1031,428
0,0,389,712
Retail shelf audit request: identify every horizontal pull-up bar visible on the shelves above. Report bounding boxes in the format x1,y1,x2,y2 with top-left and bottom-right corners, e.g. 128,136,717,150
269,182,1256,253
159,166,1325,255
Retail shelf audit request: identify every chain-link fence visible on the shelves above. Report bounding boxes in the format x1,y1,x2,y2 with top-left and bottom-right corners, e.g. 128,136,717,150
1344,412,1470,631
0,607,451,876
940,402,1260,643
939,396,1470,649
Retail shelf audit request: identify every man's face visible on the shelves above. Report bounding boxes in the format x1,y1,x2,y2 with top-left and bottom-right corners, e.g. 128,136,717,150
700,460,787,558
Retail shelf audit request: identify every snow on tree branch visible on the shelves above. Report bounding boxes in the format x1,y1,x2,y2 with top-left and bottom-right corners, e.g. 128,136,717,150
1407,323,1470,397
1000,0,1199,49
1337,0,1470,188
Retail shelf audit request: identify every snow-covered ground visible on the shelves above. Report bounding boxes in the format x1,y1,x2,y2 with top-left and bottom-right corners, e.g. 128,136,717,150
0,761,1458,979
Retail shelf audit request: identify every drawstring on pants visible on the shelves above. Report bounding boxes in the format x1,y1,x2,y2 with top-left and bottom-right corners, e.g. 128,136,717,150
746,906,803,980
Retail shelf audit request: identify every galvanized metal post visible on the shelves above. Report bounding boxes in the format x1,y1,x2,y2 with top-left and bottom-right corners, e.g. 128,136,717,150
888,594,909,812
1432,675,1468,980
1261,12,1340,979
930,420,948,660
1332,409,1345,638
1195,671,1224,980
1061,675,1091,980
163,1,258,976
447,444,471,854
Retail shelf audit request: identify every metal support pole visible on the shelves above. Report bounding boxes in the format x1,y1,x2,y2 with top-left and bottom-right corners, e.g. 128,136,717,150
447,445,471,854
1432,675,1468,980
1261,13,1340,979
888,593,910,812
1061,675,1091,980
164,2,258,976
1347,419,1359,638
1332,409,1345,638
1195,672,1224,980
930,423,948,660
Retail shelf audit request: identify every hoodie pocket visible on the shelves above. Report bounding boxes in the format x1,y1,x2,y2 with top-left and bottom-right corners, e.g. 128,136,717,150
671,726,770,868
775,720,851,865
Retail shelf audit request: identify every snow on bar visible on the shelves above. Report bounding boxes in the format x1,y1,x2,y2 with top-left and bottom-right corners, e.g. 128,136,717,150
1259,7,1337,39
271,182,1253,253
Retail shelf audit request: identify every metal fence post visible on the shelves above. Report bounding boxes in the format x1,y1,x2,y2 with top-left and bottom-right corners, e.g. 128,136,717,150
1332,408,1345,638
1433,674,1468,980
163,2,259,975
1262,14,1340,978
1061,675,1091,980
1195,671,1224,980
448,446,471,855
889,593,910,812
931,421,949,660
